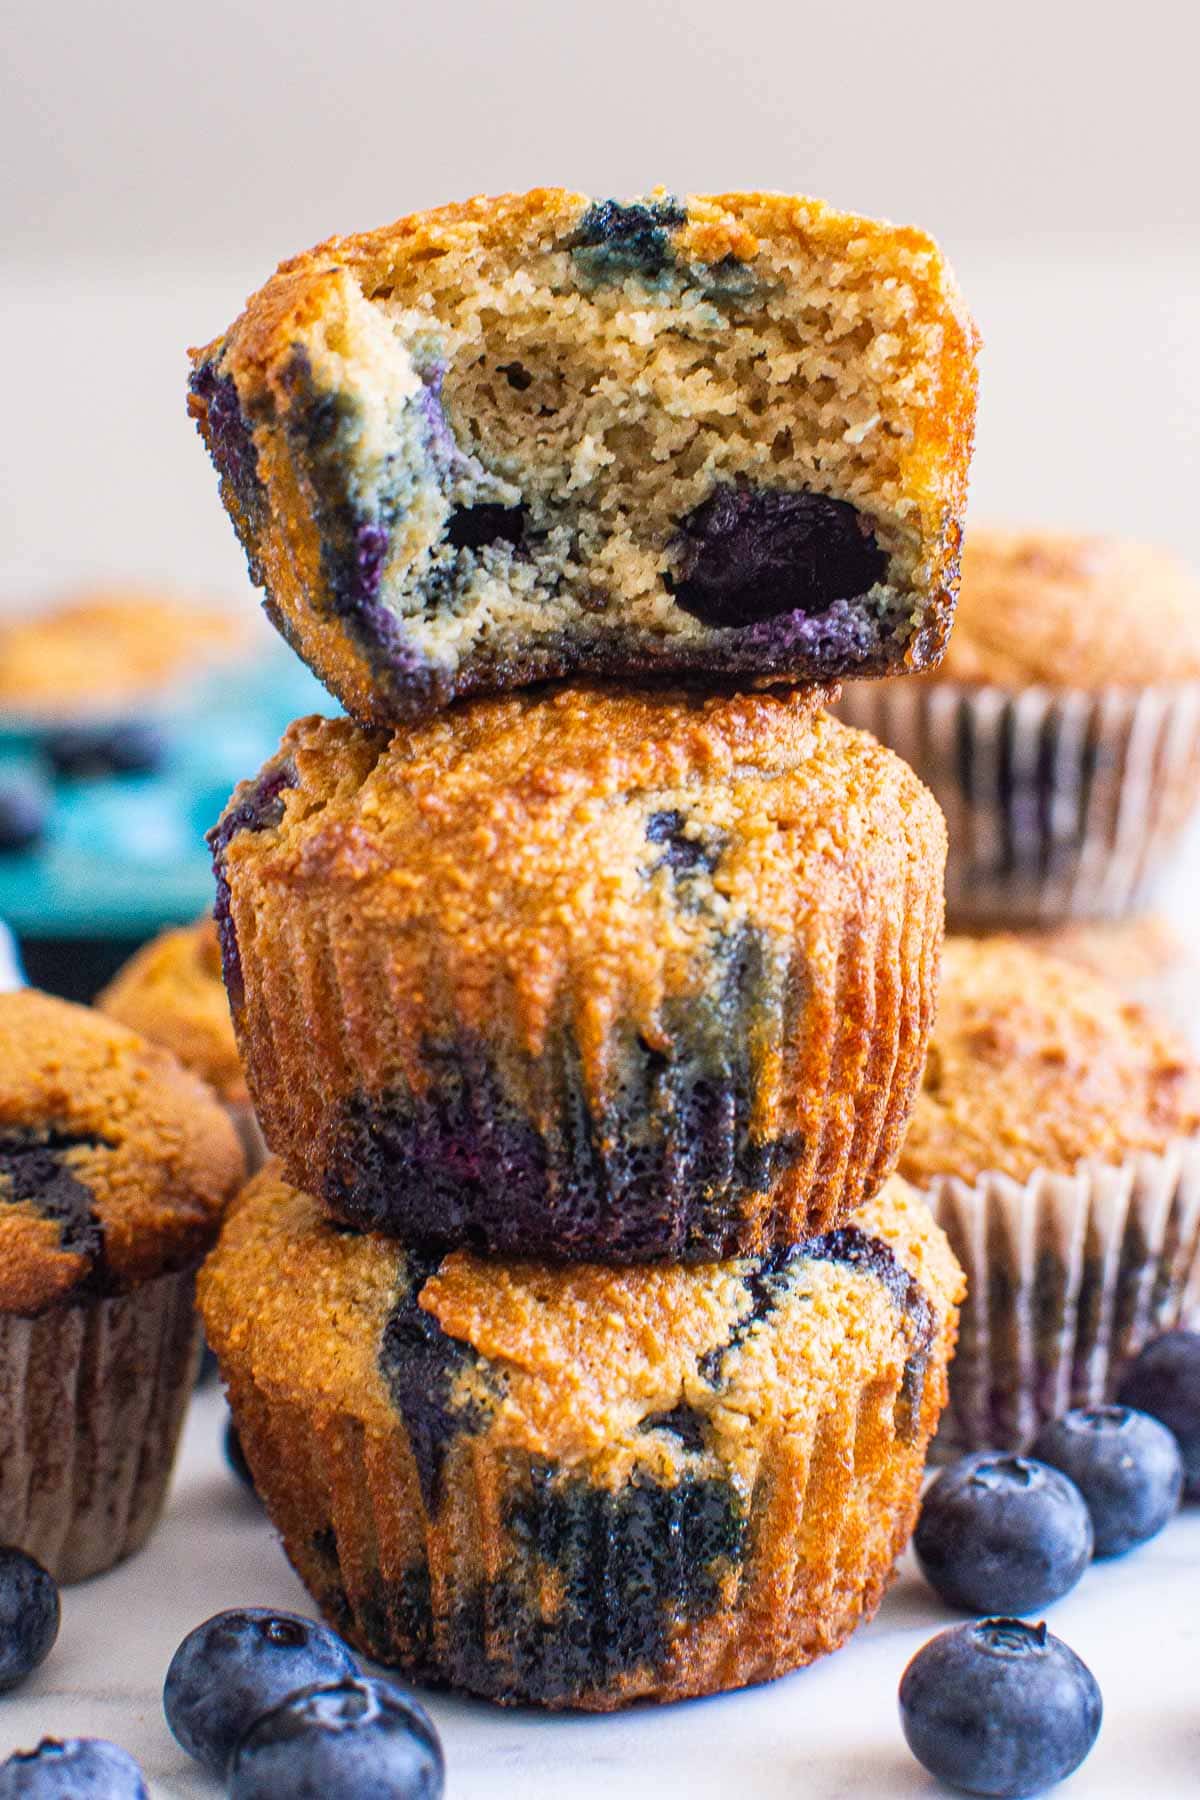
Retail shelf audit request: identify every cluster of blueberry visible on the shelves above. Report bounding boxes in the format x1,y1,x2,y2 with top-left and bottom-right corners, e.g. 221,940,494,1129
0,1328,1195,1795
0,1573,443,1797
899,1328,1200,1798
0,724,167,855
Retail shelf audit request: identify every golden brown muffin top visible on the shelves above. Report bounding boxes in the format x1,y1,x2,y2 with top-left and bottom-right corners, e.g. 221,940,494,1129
900,936,1200,1188
216,687,944,1088
200,1164,962,1487
0,990,244,1315
98,918,247,1107
930,527,1200,689
0,590,245,718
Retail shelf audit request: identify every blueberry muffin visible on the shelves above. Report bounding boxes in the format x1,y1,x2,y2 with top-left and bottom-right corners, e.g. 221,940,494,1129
98,918,264,1167
838,529,1200,924
0,590,244,724
200,1164,962,1708
0,989,244,1580
210,686,946,1260
899,935,1200,1452
189,187,979,723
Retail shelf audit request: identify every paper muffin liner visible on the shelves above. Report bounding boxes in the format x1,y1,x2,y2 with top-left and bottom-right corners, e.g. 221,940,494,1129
226,818,942,1262
837,679,1200,926
925,1137,1200,1456
0,1269,200,1583
227,1101,267,1174
219,1313,955,1710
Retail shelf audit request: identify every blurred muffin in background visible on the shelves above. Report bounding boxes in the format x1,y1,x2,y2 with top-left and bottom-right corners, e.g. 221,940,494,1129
838,529,1200,926
0,588,245,724
98,917,263,1168
900,934,1200,1455
1012,915,1200,1051
0,586,332,1003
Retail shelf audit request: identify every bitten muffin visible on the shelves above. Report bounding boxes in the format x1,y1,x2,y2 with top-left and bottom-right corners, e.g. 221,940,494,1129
0,990,244,1580
209,687,946,1261
900,936,1200,1452
98,918,264,1167
838,529,1200,924
188,187,978,723
200,1165,962,1709
0,590,244,723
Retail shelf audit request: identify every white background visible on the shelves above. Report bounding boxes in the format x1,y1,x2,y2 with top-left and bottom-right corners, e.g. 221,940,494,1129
2,0,1198,611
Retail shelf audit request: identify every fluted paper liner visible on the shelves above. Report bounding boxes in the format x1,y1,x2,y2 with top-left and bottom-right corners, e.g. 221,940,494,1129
838,679,1200,926
926,1137,1200,1456
0,1270,200,1583
219,1327,954,1710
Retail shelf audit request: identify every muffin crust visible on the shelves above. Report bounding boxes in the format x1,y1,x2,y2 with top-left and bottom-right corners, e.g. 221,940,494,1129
211,689,946,1258
900,936,1200,1188
201,1166,962,1707
0,991,244,1314
98,918,248,1107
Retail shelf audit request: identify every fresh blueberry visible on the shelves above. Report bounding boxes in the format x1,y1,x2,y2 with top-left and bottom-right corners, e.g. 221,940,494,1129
230,1677,444,1799
914,1451,1094,1614
164,1608,358,1777
900,1617,1102,1798
0,1738,148,1798
43,721,167,779
225,1418,257,1494
1031,1404,1183,1556
1118,1330,1200,1497
0,780,48,854
0,1547,60,1691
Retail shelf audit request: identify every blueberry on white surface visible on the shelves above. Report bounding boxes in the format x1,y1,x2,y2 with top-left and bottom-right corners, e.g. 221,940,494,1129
1031,1405,1183,1557
163,1608,358,1776
914,1451,1093,1614
899,1617,1102,1798
229,1677,444,1800
1118,1330,1200,1498
0,1547,60,1692
0,1738,148,1798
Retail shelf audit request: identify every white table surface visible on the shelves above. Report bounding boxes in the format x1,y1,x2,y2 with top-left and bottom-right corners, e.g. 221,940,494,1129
1,1384,1197,1798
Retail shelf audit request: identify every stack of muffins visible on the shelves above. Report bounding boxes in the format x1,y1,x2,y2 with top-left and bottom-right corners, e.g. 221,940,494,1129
189,187,979,1707
839,521,1200,1452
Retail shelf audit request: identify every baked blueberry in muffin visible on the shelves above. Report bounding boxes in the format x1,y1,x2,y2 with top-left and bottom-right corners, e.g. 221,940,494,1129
209,686,946,1259
199,1166,962,1709
189,188,978,723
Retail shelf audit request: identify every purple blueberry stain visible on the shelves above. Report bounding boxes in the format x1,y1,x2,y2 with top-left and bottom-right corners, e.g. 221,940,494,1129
207,762,297,1010
0,1130,107,1274
668,484,888,630
569,197,688,283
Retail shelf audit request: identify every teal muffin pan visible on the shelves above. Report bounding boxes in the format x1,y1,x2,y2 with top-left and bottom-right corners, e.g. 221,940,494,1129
0,651,333,999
